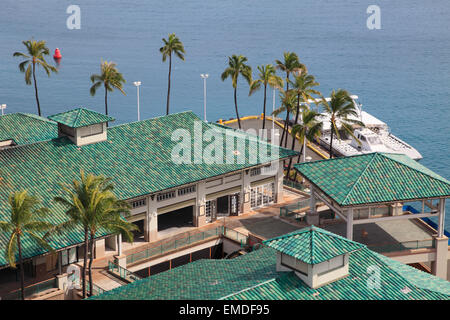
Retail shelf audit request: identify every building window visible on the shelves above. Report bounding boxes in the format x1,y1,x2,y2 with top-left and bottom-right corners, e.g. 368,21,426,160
281,253,308,275
80,124,103,138
250,182,274,209
178,185,196,196
250,167,261,176
61,247,79,266
157,190,176,202
132,198,146,209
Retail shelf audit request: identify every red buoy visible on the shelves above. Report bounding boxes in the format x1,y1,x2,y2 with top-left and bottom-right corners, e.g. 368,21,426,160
53,48,62,59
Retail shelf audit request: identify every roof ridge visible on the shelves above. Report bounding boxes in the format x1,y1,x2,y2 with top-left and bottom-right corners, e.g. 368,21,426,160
109,110,196,129
341,152,379,205
380,153,450,185
73,108,83,127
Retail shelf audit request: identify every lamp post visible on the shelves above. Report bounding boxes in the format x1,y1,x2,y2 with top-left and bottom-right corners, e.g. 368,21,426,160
200,74,209,122
133,81,141,121
0,104,6,116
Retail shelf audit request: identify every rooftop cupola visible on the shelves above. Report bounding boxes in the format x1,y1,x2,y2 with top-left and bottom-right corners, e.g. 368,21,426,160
48,108,114,146
263,226,365,289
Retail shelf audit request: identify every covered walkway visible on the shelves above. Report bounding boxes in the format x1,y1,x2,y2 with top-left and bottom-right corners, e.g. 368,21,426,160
294,152,450,279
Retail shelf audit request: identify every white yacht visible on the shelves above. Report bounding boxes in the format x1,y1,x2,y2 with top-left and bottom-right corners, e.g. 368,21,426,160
318,96,423,160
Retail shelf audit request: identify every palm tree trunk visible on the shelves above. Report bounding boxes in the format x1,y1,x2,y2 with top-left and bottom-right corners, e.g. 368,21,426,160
234,87,241,129
293,142,305,181
17,234,25,300
166,55,172,115
88,233,94,297
329,126,334,159
262,84,267,130
279,75,290,147
32,62,41,117
286,96,301,178
82,228,88,298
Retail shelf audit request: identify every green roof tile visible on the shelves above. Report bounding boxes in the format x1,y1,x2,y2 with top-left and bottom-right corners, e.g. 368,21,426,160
47,108,114,128
294,153,450,206
263,226,365,264
91,244,450,300
0,111,297,266
0,113,58,145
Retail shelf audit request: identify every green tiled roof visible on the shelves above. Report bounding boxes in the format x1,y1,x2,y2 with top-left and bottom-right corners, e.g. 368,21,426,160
294,152,450,206
91,246,279,300
224,247,450,300
0,111,297,266
0,113,58,145
91,244,450,300
47,108,114,128
263,226,365,264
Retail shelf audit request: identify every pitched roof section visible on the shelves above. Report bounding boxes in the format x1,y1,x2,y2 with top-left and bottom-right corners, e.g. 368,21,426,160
294,153,450,206
91,245,450,300
0,111,297,266
47,108,114,128
0,113,58,145
263,226,365,264
223,248,450,300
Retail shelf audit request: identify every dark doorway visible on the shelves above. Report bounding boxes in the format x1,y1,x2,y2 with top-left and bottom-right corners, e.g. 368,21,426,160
132,220,144,241
216,195,229,215
158,206,193,232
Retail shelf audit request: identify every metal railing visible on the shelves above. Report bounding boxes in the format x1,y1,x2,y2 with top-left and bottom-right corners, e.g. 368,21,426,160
223,227,248,247
1,277,57,300
108,261,141,283
126,227,224,265
125,226,248,265
86,281,106,296
279,199,310,219
283,179,306,191
368,239,434,254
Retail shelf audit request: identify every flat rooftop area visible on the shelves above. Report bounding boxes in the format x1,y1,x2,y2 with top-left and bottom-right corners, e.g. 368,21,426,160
322,218,435,253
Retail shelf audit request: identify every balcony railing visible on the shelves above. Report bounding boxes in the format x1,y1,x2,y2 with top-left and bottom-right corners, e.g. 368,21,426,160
108,261,141,283
125,226,248,265
279,199,310,219
0,277,57,300
86,281,106,297
283,179,306,191
368,239,434,254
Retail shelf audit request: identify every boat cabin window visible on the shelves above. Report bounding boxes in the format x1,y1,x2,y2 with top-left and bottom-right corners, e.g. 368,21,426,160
367,136,381,144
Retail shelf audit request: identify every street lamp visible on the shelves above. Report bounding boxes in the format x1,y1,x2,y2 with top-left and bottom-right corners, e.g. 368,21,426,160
200,74,209,122
0,104,6,116
133,81,142,121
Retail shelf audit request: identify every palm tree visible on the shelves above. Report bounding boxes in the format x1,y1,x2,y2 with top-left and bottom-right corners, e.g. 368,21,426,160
13,40,58,116
90,60,126,117
275,52,306,147
321,89,364,158
249,64,283,130
160,33,185,115
272,89,297,147
0,190,53,300
288,109,323,180
287,73,321,152
221,55,252,129
54,170,136,298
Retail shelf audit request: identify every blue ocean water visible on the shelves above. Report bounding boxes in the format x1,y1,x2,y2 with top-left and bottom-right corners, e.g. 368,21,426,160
0,0,449,226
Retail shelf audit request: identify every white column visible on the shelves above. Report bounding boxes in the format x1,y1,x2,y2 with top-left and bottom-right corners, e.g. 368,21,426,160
117,234,122,256
346,208,354,240
438,198,446,238
144,197,158,242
